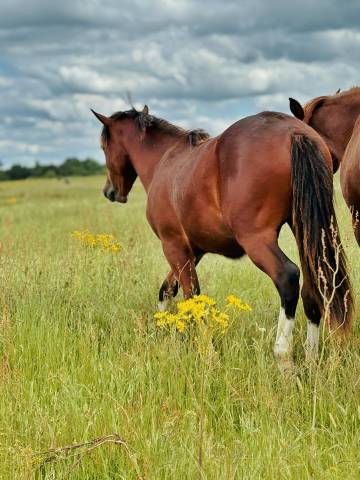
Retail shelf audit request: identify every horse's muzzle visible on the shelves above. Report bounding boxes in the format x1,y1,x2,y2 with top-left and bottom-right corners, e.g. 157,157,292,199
103,187,127,203
104,187,116,202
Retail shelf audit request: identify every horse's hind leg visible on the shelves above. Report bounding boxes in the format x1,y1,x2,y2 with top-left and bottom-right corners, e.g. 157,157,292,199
158,253,204,310
286,219,322,360
240,233,300,360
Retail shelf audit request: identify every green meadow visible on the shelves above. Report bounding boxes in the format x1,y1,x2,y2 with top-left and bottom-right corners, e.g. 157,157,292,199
0,176,359,479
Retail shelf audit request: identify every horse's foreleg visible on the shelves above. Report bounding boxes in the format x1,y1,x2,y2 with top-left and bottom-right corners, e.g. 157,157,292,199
161,240,200,299
158,253,204,310
240,233,300,363
158,271,179,311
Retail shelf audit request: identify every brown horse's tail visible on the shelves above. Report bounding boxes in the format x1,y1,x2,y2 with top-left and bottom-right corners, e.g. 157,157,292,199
291,134,353,332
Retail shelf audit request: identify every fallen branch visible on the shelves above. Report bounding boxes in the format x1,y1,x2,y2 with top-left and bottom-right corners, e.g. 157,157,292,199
34,433,143,479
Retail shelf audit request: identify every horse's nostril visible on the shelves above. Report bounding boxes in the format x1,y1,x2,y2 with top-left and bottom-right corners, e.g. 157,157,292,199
108,189,116,202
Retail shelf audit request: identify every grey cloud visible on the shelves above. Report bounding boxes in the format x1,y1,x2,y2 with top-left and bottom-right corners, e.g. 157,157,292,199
0,0,359,165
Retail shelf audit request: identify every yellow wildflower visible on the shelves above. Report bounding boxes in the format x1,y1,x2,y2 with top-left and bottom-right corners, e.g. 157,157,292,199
154,293,251,334
192,294,216,306
155,311,177,327
176,320,185,332
211,309,229,329
71,229,121,253
226,294,252,311
178,299,207,321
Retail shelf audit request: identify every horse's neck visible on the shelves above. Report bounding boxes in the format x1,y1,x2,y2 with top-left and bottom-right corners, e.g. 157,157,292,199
334,100,360,155
317,101,360,162
127,134,185,191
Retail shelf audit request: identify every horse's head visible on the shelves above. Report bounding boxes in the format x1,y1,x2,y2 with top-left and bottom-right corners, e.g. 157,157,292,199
289,96,328,125
91,106,149,203
289,94,349,173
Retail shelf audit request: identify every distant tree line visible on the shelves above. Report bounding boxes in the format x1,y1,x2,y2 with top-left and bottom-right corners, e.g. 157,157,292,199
0,157,105,181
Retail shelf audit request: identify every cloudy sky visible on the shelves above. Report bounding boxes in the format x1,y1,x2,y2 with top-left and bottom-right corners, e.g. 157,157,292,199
0,0,359,167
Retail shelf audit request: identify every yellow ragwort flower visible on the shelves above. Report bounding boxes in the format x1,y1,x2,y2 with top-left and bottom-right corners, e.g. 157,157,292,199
192,294,216,306
71,229,121,253
154,294,251,334
176,320,185,332
226,294,252,311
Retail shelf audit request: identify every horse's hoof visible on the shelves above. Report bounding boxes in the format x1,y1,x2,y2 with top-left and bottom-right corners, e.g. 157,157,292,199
158,301,168,312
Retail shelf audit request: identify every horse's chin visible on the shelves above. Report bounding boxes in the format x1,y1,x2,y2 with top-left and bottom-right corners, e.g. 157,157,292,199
117,195,128,203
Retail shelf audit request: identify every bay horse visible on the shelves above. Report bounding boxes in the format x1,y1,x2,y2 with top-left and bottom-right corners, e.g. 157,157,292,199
289,88,360,244
91,106,353,361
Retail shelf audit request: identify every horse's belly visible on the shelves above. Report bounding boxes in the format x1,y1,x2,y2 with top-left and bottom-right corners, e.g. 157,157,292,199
187,227,244,258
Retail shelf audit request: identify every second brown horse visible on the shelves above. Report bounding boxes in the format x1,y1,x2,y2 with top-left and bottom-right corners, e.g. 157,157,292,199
290,87,360,244
92,106,353,361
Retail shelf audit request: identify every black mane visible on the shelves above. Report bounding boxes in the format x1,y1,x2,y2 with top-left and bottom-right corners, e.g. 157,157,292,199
101,108,210,147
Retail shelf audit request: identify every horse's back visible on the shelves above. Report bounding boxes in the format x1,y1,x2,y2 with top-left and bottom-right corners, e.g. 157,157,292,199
217,111,327,169
147,111,329,255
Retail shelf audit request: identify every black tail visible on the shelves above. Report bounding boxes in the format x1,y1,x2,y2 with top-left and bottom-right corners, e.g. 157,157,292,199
291,135,353,332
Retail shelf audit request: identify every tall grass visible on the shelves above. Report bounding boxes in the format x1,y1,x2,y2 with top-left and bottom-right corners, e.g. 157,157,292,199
0,176,359,479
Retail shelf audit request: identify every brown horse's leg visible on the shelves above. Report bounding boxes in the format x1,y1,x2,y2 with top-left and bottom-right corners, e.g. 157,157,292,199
158,253,204,310
158,271,179,311
161,240,200,299
240,233,300,360
286,217,322,360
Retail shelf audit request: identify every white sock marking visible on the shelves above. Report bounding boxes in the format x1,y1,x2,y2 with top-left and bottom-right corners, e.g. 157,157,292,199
274,307,295,357
306,321,319,360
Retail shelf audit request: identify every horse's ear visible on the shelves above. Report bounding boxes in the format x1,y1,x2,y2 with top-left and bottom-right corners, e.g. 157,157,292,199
142,105,149,115
91,109,111,126
335,88,341,94
289,98,304,120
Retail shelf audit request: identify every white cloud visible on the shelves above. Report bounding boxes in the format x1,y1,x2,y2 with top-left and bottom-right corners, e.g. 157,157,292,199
0,140,47,154
0,0,359,165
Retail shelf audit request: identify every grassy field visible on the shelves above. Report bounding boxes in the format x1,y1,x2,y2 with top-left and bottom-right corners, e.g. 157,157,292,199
0,175,359,479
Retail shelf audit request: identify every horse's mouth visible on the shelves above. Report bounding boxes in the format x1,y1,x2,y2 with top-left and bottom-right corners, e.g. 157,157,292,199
103,189,127,203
